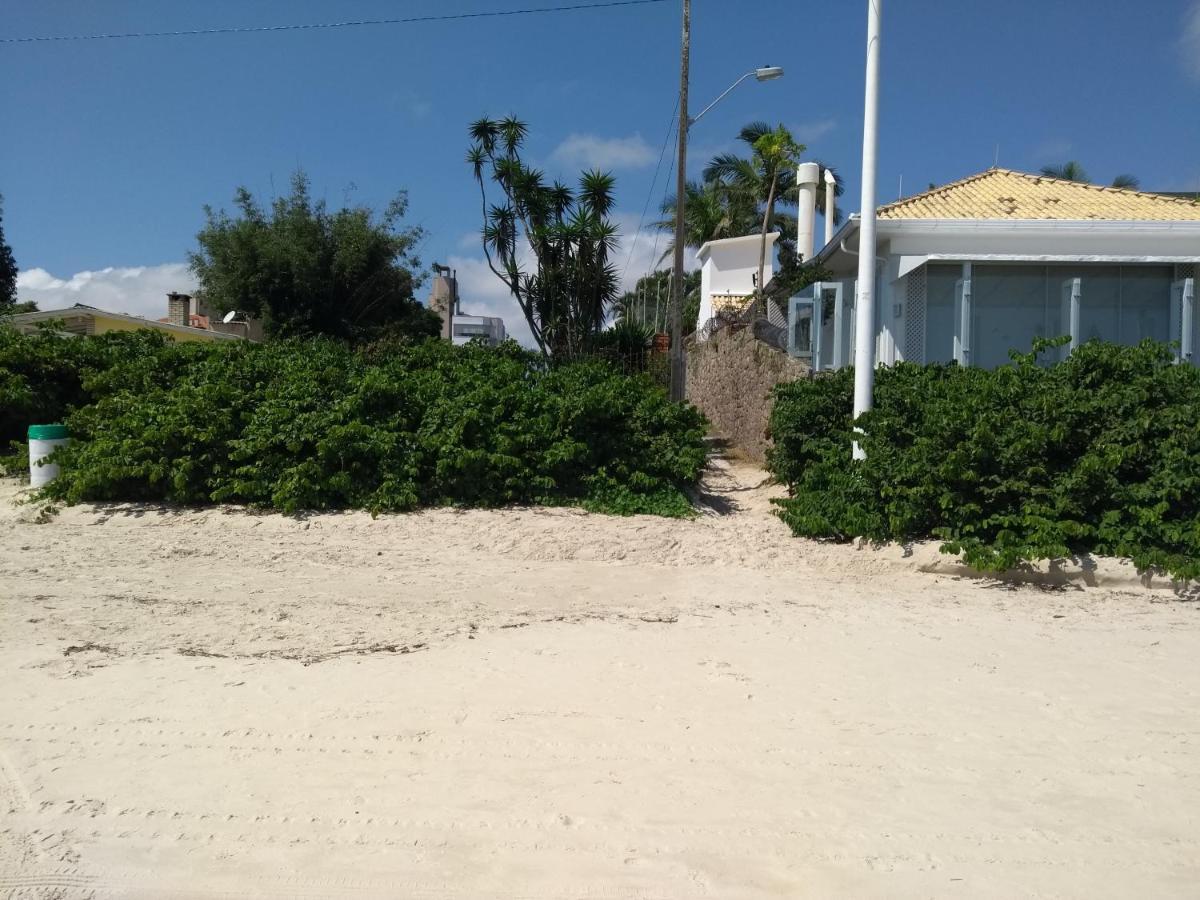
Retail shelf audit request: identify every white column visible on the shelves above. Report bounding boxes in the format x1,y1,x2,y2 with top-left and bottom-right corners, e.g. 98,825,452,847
824,167,837,247
852,0,882,459
795,162,820,262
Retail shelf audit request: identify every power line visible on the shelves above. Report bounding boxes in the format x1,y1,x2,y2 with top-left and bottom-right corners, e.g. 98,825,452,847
0,0,668,45
620,94,679,286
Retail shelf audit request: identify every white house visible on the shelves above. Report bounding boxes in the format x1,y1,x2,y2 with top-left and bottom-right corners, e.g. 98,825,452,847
788,168,1200,369
695,232,779,337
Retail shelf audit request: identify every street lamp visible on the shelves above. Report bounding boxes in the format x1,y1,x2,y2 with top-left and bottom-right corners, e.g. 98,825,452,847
689,66,785,127
668,54,785,402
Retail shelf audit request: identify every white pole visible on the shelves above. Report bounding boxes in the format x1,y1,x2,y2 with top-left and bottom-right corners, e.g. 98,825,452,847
824,167,837,247
852,0,882,461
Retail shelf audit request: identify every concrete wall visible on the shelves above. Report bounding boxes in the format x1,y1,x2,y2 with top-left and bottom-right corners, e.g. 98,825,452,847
686,322,810,463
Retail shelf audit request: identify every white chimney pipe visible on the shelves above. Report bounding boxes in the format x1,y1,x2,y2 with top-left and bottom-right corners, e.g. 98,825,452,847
824,167,837,247
795,161,820,262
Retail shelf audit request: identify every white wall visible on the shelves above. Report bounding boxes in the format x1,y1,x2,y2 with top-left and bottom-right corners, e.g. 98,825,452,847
695,235,779,334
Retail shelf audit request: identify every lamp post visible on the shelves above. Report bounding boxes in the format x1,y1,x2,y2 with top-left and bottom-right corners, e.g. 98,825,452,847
851,0,882,459
668,56,785,402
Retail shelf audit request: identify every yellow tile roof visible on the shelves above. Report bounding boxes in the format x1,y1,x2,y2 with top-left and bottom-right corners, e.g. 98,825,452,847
878,168,1200,221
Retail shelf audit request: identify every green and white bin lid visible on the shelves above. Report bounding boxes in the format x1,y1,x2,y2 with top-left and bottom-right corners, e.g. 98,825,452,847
28,424,69,441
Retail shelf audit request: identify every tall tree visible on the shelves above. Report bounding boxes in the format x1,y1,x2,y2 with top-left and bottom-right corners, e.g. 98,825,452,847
189,171,437,344
469,117,620,361
0,195,18,312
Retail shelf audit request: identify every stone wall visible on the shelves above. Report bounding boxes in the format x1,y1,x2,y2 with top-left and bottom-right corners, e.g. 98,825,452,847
685,321,810,463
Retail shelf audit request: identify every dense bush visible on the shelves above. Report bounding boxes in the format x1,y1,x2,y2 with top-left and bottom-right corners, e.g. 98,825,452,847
768,340,1200,579
0,326,175,469
1,326,706,517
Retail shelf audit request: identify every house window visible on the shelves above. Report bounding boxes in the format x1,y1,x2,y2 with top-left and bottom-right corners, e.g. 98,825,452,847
925,265,960,364
1116,266,1173,345
923,263,1179,368
971,265,1064,369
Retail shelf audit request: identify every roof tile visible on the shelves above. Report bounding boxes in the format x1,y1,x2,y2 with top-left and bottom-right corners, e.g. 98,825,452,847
878,169,1200,221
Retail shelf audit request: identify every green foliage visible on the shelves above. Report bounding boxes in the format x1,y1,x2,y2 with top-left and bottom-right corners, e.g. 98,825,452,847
0,325,173,471
469,117,621,362
767,340,1200,579
189,170,439,344
5,329,707,517
0,195,18,311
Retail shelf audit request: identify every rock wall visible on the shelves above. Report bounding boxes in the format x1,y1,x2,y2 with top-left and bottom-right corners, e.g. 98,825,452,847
685,321,810,463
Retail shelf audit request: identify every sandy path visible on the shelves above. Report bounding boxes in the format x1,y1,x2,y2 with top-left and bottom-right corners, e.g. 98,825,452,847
1,465,1198,898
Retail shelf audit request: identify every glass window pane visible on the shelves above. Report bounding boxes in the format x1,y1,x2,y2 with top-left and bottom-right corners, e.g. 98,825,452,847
925,265,958,364
972,265,1062,368
1119,266,1173,344
1078,266,1122,345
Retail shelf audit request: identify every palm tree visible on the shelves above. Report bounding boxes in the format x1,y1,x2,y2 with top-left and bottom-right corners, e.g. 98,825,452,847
652,179,756,264
1041,161,1139,190
742,125,804,297
706,122,845,231
1040,161,1090,182
650,121,844,291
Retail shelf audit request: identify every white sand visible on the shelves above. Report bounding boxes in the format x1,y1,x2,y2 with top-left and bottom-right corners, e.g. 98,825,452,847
2,464,1198,898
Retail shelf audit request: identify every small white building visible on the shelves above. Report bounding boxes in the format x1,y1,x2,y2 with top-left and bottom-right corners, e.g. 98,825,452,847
789,168,1200,369
695,232,779,336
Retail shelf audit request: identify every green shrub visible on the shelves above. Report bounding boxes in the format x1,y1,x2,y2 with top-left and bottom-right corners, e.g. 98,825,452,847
0,326,707,517
767,340,1200,579
0,326,177,472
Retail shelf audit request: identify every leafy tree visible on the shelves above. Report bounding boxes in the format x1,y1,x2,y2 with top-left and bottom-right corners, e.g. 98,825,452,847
0,195,18,313
469,117,620,362
1040,161,1139,190
189,171,437,344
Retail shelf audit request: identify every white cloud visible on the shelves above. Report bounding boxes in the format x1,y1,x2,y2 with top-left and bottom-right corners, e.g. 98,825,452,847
1032,138,1074,163
1182,1,1200,81
16,263,196,321
550,133,656,171
791,118,837,144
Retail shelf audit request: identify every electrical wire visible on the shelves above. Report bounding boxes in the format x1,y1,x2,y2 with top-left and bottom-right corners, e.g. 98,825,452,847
0,0,668,45
620,94,679,286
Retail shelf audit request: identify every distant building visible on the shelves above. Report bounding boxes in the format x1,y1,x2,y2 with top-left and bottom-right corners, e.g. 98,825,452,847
427,264,506,346
158,292,265,341
7,292,252,343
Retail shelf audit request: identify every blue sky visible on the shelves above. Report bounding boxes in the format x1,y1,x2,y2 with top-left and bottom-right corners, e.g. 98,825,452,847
3,0,1199,342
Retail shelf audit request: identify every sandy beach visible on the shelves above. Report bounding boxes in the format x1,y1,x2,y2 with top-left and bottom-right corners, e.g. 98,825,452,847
2,464,1198,898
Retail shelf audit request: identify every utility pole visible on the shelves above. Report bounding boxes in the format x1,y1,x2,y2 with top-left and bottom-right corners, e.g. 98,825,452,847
669,0,690,402
852,0,882,459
